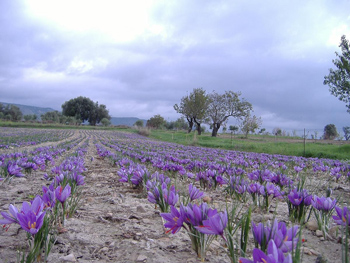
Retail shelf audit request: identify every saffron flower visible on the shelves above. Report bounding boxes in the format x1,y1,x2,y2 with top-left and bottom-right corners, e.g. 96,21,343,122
17,210,46,235
195,211,228,237
239,240,292,263
0,204,19,225
311,195,337,212
160,205,184,234
332,206,350,226
55,184,71,204
188,183,205,201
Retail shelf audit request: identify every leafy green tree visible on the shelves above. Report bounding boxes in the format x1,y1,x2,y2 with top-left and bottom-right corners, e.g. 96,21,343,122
206,91,252,137
134,120,144,128
101,118,111,127
41,111,61,123
2,105,23,121
240,114,262,138
342,126,350,141
229,125,239,135
174,88,209,135
324,35,350,113
323,124,338,140
23,115,32,121
272,127,282,136
146,114,166,129
62,97,110,125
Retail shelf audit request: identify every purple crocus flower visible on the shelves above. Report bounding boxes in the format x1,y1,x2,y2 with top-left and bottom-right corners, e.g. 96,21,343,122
239,240,292,263
17,210,46,235
311,195,337,212
160,205,184,234
55,184,71,204
188,183,205,201
164,185,179,206
332,206,350,226
195,211,228,237
0,204,19,225
7,162,25,177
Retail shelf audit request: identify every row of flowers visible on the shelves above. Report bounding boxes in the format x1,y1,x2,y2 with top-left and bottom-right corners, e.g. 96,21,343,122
0,134,87,181
0,128,74,149
0,134,89,262
94,131,350,262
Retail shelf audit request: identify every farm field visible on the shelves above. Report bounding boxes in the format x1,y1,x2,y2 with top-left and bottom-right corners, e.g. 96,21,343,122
0,127,349,263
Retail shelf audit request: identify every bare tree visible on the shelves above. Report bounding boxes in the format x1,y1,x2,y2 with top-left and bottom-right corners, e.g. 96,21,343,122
206,91,252,137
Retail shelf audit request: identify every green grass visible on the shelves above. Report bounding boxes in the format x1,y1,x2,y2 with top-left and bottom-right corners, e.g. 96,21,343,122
147,130,350,160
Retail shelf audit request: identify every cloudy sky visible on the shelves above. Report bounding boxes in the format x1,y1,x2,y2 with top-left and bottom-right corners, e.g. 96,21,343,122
1,0,349,135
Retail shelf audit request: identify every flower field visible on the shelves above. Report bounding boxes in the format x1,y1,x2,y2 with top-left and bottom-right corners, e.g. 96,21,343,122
0,127,349,263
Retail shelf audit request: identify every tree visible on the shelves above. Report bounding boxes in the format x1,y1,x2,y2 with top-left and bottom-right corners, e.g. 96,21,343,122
101,118,111,127
2,105,23,121
229,125,239,135
41,111,61,123
206,91,252,137
323,124,338,140
343,126,350,141
324,35,350,113
272,127,282,136
134,120,144,128
174,88,209,135
240,114,262,138
62,97,110,125
146,114,166,129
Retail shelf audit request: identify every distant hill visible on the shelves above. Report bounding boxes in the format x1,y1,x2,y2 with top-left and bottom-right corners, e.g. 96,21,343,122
110,117,146,127
0,102,57,120
0,102,146,125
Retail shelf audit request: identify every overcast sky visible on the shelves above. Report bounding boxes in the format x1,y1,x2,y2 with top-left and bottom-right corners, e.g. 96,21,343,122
1,0,349,135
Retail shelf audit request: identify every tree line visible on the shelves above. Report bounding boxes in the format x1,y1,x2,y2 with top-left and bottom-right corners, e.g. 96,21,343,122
0,97,111,126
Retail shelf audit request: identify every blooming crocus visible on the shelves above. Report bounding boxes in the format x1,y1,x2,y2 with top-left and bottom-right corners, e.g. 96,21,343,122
239,240,292,263
0,204,19,225
7,162,25,177
188,183,205,201
195,211,228,237
161,205,184,234
332,206,350,226
55,184,71,204
17,210,46,235
311,195,337,212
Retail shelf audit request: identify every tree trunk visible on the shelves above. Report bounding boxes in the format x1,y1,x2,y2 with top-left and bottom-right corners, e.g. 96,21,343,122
193,118,202,135
187,117,194,133
211,123,220,137
196,124,202,135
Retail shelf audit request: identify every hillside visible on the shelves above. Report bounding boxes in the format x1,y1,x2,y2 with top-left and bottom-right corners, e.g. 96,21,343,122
1,102,146,126
0,102,57,120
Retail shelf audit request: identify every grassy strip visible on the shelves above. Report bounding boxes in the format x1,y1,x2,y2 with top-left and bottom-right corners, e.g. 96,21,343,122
147,130,350,160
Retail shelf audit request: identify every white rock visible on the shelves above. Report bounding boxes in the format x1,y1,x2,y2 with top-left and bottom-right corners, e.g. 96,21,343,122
136,254,147,262
59,253,77,262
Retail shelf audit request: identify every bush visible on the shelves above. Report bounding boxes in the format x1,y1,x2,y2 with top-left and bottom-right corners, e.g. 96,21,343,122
137,128,150,137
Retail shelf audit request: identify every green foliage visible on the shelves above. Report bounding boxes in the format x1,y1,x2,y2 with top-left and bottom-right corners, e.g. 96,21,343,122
323,124,338,140
240,114,262,138
101,118,111,127
206,91,252,137
61,96,111,125
324,35,350,113
174,88,209,135
0,103,23,121
134,119,144,128
146,114,166,129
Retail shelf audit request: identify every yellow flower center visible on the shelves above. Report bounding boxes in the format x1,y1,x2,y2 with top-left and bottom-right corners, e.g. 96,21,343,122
28,221,36,229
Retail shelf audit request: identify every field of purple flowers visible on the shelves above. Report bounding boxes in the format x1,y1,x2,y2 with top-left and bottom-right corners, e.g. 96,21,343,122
0,128,349,263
